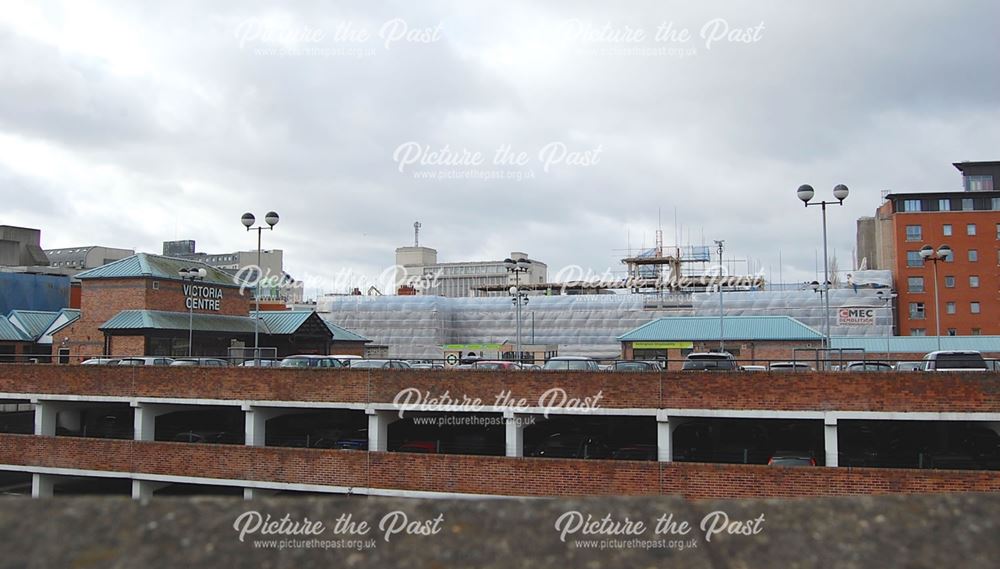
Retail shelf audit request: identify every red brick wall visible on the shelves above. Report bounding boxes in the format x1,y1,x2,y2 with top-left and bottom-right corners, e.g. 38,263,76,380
2,435,999,499
0,367,998,413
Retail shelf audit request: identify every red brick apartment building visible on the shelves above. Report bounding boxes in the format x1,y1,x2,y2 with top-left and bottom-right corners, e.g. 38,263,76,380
857,161,1000,336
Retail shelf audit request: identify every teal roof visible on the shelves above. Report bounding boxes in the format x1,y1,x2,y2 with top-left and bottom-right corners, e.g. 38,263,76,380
0,316,30,342
7,310,60,340
75,253,237,287
832,336,1000,354
46,309,81,336
323,319,369,343
618,316,824,342
252,310,367,342
100,310,270,334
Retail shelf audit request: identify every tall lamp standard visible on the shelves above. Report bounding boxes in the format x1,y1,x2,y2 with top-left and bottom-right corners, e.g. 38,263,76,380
178,267,207,357
796,184,849,357
918,244,952,352
241,211,279,364
503,257,532,364
714,240,725,353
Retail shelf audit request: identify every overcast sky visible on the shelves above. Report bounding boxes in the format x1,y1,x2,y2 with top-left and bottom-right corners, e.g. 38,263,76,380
2,0,998,296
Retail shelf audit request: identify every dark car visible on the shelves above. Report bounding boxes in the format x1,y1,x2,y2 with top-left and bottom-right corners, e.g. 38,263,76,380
768,451,816,467
682,353,737,371
529,433,611,459
612,444,657,461
608,361,660,372
332,428,369,450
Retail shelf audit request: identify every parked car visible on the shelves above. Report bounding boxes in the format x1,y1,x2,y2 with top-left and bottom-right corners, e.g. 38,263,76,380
331,355,364,367
542,356,600,371
410,363,445,370
279,355,344,368
612,444,657,461
529,433,611,459
843,361,894,372
239,359,281,367
330,428,369,450
116,357,174,366
80,358,120,365
471,361,522,370
767,451,817,467
351,359,412,369
682,352,737,371
171,430,232,444
170,358,229,367
922,350,988,372
606,361,660,372
768,362,813,372
739,365,767,372
397,440,441,454
894,362,924,372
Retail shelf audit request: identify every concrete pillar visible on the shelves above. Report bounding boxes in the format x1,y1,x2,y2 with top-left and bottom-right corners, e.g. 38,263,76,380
656,411,672,462
132,480,169,501
243,406,284,447
367,410,400,452
244,487,279,500
505,411,529,458
32,473,55,498
824,416,839,467
132,403,182,442
33,400,58,436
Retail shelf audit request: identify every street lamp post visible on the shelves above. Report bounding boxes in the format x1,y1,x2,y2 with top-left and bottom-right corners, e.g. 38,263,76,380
919,244,952,352
876,290,897,362
714,240,725,353
178,267,207,357
241,211,279,364
797,184,849,360
504,257,532,364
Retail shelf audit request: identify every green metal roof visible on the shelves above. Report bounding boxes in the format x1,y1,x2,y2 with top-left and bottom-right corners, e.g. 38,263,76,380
832,336,1000,354
75,253,237,287
46,309,81,336
6,310,60,340
323,319,369,343
99,310,271,334
618,316,824,342
0,316,30,342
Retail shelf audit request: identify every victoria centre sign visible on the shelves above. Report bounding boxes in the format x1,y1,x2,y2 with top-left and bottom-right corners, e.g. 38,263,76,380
183,284,224,311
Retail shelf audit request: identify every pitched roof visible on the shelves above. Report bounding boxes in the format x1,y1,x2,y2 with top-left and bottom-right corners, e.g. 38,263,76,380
99,310,270,334
46,309,81,337
6,310,60,340
323,319,369,343
251,310,369,342
617,316,824,342
75,253,237,287
0,316,30,342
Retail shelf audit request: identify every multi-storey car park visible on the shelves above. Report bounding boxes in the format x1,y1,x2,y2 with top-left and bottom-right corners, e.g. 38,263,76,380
0,365,998,500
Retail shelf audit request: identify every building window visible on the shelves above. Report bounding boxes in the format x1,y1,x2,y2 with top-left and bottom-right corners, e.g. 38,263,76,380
946,302,956,315
906,251,924,267
905,225,922,241
943,224,953,236
962,198,974,211
911,328,927,336
944,276,955,288
939,199,951,212
967,223,977,236
907,276,925,293
909,302,925,320
970,302,981,314
969,275,980,288
902,199,921,212
968,249,978,262
947,328,957,336
972,328,982,336
964,175,994,192
996,223,999,239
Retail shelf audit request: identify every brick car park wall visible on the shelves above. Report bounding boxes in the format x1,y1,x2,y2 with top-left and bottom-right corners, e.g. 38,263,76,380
0,367,999,413
3,434,999,499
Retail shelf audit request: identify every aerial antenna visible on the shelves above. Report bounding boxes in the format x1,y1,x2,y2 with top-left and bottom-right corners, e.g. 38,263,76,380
413,221,422,247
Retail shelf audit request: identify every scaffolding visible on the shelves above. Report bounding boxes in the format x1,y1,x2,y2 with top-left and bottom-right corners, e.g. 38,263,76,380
318,287,894,359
